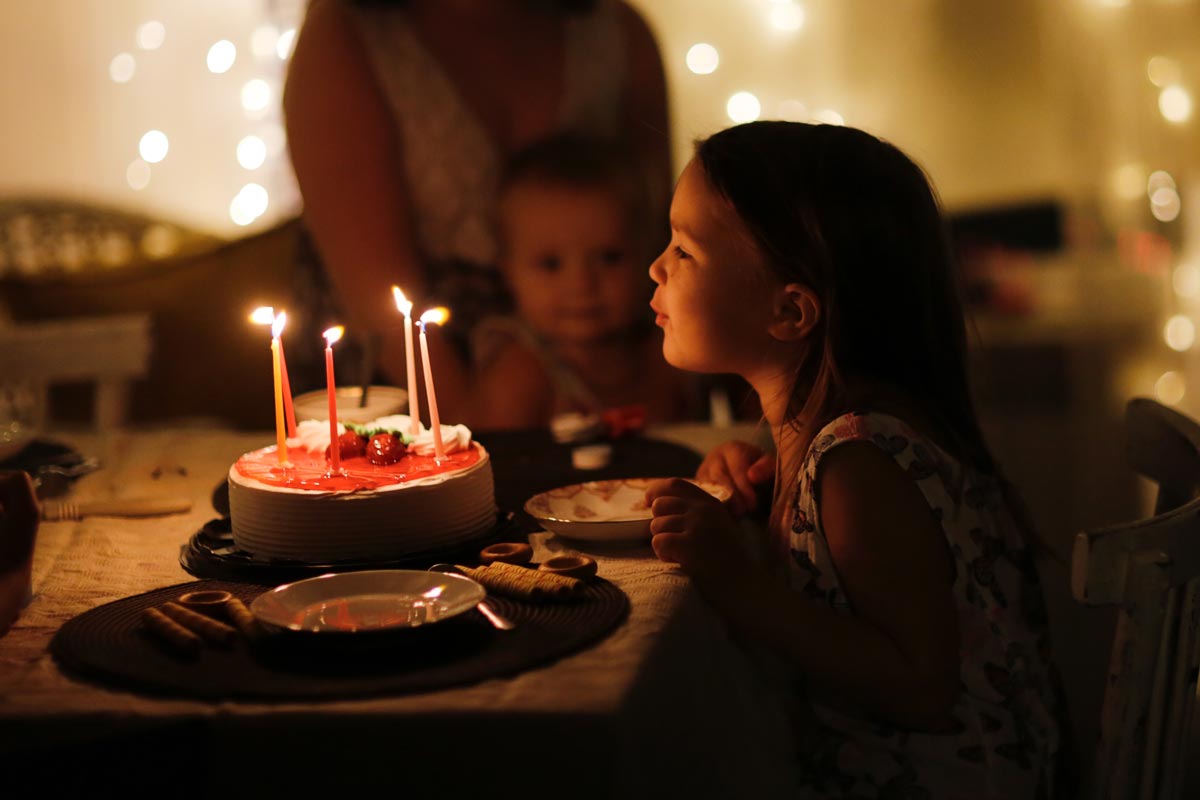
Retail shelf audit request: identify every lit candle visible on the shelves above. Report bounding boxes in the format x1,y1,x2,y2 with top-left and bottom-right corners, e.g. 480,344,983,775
418,307,449,461
323,325,345,472
250,306,295,439
277,333,297,439
392,286,420,438
270,313,289,465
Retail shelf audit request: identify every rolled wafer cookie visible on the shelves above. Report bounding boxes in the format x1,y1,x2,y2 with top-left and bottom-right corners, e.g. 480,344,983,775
141,607,202,656
223,597,261,640
160,602,238,647
458,561,582,602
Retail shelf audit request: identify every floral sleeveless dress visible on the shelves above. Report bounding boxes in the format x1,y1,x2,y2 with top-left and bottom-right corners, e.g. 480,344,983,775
786,412,1062,799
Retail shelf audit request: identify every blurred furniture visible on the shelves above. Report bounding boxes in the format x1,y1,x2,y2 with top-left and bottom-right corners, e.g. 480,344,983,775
1071,398,1200,800
972,251,1161,773
0,425,797,797
0,199,302,429
0,315,151,429
0,199,221,278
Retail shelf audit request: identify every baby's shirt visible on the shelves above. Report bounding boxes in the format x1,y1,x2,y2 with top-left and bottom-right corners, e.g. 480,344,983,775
786,411,1062,798
471,315,602,419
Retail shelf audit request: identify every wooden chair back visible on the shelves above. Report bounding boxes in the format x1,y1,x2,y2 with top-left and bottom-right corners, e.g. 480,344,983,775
1072,397,1200,800
1,211,301,429
0,314,151,429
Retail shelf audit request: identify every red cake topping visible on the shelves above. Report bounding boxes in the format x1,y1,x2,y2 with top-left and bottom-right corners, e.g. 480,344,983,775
235,443,481,492
366,433,405,465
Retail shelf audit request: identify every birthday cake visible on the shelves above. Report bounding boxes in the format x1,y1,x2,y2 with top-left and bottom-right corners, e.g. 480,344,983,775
228,416,496,562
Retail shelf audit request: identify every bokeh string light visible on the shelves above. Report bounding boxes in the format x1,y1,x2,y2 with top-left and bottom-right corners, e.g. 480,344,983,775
684,4,845,129
108,6,302,230
1138,49,1192,406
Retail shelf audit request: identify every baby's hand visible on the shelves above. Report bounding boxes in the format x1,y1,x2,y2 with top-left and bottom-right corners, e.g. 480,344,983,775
695,441,774,517
645,478,752,591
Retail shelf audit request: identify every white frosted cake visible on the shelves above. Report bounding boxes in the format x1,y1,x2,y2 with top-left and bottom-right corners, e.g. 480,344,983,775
228,416,495,562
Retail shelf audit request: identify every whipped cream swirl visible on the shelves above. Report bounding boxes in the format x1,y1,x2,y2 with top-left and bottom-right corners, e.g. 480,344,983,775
289,416,472,456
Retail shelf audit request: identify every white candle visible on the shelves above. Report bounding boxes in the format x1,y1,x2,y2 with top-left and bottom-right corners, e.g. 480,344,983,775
323,325,345,472
392,286,420,438
417,307,449,461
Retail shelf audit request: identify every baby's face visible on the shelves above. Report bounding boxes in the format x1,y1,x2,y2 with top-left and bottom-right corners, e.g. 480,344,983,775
500,182,649,345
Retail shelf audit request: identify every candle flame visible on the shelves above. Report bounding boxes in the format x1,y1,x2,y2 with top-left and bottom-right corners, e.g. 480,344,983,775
323,325,345,346
392,285,413,318
250,306,275,325
271,311,287,339
419,307,450,326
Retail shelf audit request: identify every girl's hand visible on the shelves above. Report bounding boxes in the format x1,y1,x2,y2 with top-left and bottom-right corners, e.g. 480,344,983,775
695,441,775,517
645,478,757,595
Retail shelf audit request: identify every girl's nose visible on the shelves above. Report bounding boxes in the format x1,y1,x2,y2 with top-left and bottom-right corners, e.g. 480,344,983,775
648,251,666,285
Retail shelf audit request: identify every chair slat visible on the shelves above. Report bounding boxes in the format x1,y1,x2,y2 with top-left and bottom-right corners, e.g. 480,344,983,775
1158,578,1200,800
1074,398,1200,800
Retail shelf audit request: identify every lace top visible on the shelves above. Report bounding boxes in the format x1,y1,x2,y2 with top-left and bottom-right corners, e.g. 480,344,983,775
787,412,1063,798
347,0,627,269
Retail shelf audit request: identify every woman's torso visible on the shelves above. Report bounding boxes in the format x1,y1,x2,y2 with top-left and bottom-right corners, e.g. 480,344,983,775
786,411,1062,799
346,0,628,269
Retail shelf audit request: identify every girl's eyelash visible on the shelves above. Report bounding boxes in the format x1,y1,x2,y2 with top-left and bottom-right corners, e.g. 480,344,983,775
673,245,690,259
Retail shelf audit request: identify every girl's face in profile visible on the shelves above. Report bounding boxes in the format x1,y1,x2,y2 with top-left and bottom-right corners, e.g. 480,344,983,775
649,160,779,377
501,181,647,346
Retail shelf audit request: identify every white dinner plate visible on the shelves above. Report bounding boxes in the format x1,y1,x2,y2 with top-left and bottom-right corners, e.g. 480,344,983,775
524,477,732,542
250,569,485,633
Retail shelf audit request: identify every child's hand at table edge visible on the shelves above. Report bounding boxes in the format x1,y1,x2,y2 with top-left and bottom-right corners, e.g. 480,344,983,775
645,477,761,597
695,441,775,517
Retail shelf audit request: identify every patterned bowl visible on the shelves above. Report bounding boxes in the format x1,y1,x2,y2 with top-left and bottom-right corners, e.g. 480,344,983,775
523,478,732,542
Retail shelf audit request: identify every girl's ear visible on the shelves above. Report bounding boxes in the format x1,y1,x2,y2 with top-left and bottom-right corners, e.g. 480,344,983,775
767,283,821,342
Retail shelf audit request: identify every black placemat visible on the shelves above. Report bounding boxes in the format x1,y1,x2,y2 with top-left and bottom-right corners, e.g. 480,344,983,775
179,515,519,584
50,578,629,701
476,430,704,515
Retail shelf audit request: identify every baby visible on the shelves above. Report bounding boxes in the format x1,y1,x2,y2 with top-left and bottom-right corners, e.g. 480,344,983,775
470,136,695,430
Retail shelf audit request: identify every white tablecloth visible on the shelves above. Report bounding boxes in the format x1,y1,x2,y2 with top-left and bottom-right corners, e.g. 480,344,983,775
0,426,796,797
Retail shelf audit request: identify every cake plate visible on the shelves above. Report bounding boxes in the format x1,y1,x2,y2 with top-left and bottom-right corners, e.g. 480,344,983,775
180,513,520,584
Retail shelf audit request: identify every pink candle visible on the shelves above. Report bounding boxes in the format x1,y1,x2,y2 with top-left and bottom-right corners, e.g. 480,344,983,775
418,308,449,460
392,286,420,437
323,326,345,471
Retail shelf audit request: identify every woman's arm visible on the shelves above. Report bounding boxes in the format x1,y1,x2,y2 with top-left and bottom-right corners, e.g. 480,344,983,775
284,0,469,414
470,340,553,430
615,2,672,212
648,442,961,729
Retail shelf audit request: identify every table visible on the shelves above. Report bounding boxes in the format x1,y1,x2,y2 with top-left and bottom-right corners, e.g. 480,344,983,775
0,424,796,797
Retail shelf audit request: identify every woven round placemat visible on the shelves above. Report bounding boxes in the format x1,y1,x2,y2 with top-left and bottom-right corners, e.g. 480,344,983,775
179,515,520,584
50,578,629,701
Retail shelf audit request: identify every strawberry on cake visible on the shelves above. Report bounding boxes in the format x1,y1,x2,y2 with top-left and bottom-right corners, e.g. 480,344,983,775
228,416,495,562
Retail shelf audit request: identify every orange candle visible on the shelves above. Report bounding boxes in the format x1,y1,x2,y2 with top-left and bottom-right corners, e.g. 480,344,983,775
250,305,293,461
323,325,345,471
277,335,297,438
392,286,420,437
270,315,289,465
418,307,449,461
